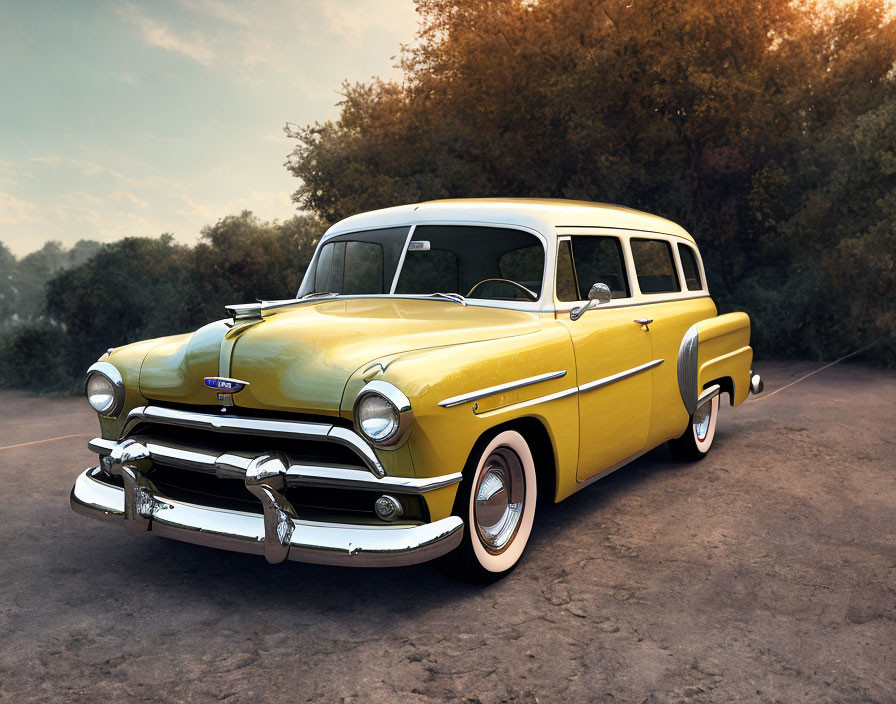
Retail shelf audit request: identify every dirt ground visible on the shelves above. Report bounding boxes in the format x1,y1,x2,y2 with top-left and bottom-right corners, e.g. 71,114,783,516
0,361,893,704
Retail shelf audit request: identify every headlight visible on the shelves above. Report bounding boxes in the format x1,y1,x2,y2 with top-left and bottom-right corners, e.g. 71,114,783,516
353,381,413,448
85,362,124,416
357,393,399,441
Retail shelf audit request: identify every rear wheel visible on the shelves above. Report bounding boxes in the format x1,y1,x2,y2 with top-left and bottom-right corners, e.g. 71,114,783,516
439,430,537,583
668,394,720,461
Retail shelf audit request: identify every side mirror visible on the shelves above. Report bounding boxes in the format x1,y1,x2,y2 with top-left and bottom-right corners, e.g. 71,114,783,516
570,283,612,321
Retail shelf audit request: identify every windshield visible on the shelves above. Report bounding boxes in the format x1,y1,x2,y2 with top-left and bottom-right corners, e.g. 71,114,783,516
303,225,545,302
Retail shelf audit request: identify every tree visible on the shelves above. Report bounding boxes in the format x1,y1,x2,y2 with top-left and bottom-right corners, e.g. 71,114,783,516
286,0,896,361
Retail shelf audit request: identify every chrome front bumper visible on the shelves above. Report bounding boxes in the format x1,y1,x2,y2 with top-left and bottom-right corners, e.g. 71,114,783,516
72,467,464,567
72,406,465,567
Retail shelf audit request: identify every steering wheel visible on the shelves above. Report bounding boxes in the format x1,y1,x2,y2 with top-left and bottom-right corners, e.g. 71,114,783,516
466,278,538,300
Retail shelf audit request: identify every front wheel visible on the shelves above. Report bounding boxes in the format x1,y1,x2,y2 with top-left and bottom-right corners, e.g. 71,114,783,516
439,430,537,583
668,394,720,461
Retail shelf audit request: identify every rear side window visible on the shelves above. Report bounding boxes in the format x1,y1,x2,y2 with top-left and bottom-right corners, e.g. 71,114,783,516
677,244,703,291
556,236,630,302
630,239,681,294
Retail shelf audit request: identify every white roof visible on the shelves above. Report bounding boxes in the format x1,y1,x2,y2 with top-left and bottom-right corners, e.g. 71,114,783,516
325,198,694,242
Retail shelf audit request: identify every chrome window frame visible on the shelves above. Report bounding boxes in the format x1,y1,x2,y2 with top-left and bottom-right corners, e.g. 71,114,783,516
552,227,710,314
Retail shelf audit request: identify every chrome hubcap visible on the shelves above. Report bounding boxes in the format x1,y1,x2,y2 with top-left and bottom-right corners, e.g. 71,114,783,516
693,401,712,442
474,447,525,554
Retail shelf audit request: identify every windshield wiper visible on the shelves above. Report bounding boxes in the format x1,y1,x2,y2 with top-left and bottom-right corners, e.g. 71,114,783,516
300,291,339,300
426,292,467,306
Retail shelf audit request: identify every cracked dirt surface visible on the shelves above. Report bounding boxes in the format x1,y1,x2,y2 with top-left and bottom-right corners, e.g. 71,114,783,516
0,361,894,703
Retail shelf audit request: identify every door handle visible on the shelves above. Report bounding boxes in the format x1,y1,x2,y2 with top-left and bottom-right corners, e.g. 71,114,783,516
634,318,653,331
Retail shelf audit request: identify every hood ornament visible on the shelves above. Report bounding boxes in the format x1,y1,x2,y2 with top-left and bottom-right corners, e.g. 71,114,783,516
204,377,250,410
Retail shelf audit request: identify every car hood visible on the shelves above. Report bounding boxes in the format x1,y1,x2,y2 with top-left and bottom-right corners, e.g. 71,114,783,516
138,298,541,414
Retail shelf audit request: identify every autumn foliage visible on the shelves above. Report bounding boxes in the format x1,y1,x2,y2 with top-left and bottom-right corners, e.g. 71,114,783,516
287,0,896,361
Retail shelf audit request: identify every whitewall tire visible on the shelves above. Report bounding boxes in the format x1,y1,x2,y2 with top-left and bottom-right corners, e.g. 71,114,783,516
669,394,720,461
440,429,537,582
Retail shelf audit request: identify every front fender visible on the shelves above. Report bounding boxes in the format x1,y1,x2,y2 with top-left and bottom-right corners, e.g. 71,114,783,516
339,323,579,518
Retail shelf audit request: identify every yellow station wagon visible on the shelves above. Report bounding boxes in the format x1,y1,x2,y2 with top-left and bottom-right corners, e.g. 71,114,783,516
71,199,763,581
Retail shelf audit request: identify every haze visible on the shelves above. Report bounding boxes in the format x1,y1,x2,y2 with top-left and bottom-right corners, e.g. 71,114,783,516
0,1,417,256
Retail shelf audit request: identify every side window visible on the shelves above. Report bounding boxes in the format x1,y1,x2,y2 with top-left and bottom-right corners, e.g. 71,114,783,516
498,245,543,292
555,239,579,301
630,238,681,294
314,240,385,294
342,241,384,294
677,243,703,291
561,236,630,300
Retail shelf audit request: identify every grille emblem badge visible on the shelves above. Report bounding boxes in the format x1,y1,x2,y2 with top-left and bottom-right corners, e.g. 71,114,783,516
204,377,250,393
204,377,250,410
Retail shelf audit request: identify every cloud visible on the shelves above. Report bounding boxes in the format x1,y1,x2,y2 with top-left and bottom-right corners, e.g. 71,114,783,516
322,1,417,42
118,3,215,66
63,191,105,205
29,153,126,180
175,194,217,223
177,0,250,27
0,160,30,187
0,192,43,225
111,191,148,208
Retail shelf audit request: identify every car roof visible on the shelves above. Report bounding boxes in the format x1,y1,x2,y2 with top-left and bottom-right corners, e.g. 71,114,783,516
325,198,695,243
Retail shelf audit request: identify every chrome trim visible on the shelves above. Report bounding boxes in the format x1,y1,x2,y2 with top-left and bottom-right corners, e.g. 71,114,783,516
203,376,250,393
71,468,464,567
750,372,764,395
577,359,663,394
374,495,403,521
677,324,700,415
88,437,462,494
697,383,721,407
577,446,651,489
299,219,550,312
121,405,386,478
570,283,612,321
85,361,125,417
353,380,414,450
88,437,117,455
389,224,416,294
466,279,536,301
224,298,302,322
457,360,663,415
473,386,579,417
633,318,653,331
555,293,712,314
439,370,568,408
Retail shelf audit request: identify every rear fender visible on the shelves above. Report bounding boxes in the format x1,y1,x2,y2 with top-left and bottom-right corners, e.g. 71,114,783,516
677,312,753,413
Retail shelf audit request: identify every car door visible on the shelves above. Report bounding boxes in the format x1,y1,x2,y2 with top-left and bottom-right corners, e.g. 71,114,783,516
554,233,655,482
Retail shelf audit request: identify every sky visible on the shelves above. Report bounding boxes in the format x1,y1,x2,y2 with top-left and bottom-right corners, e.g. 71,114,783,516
0,0,418,256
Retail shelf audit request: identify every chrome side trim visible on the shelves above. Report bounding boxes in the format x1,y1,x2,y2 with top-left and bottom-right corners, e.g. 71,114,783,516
576,446,651,490
554,293,712,314
439,370,568,408
466,360,663,417
120,406,386,478
71,468,465,567
88,437,462,494
677,324,700,415
577,359,663,394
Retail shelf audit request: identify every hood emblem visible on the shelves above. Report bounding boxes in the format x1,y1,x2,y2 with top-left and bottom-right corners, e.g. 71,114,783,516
204,377,250,393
